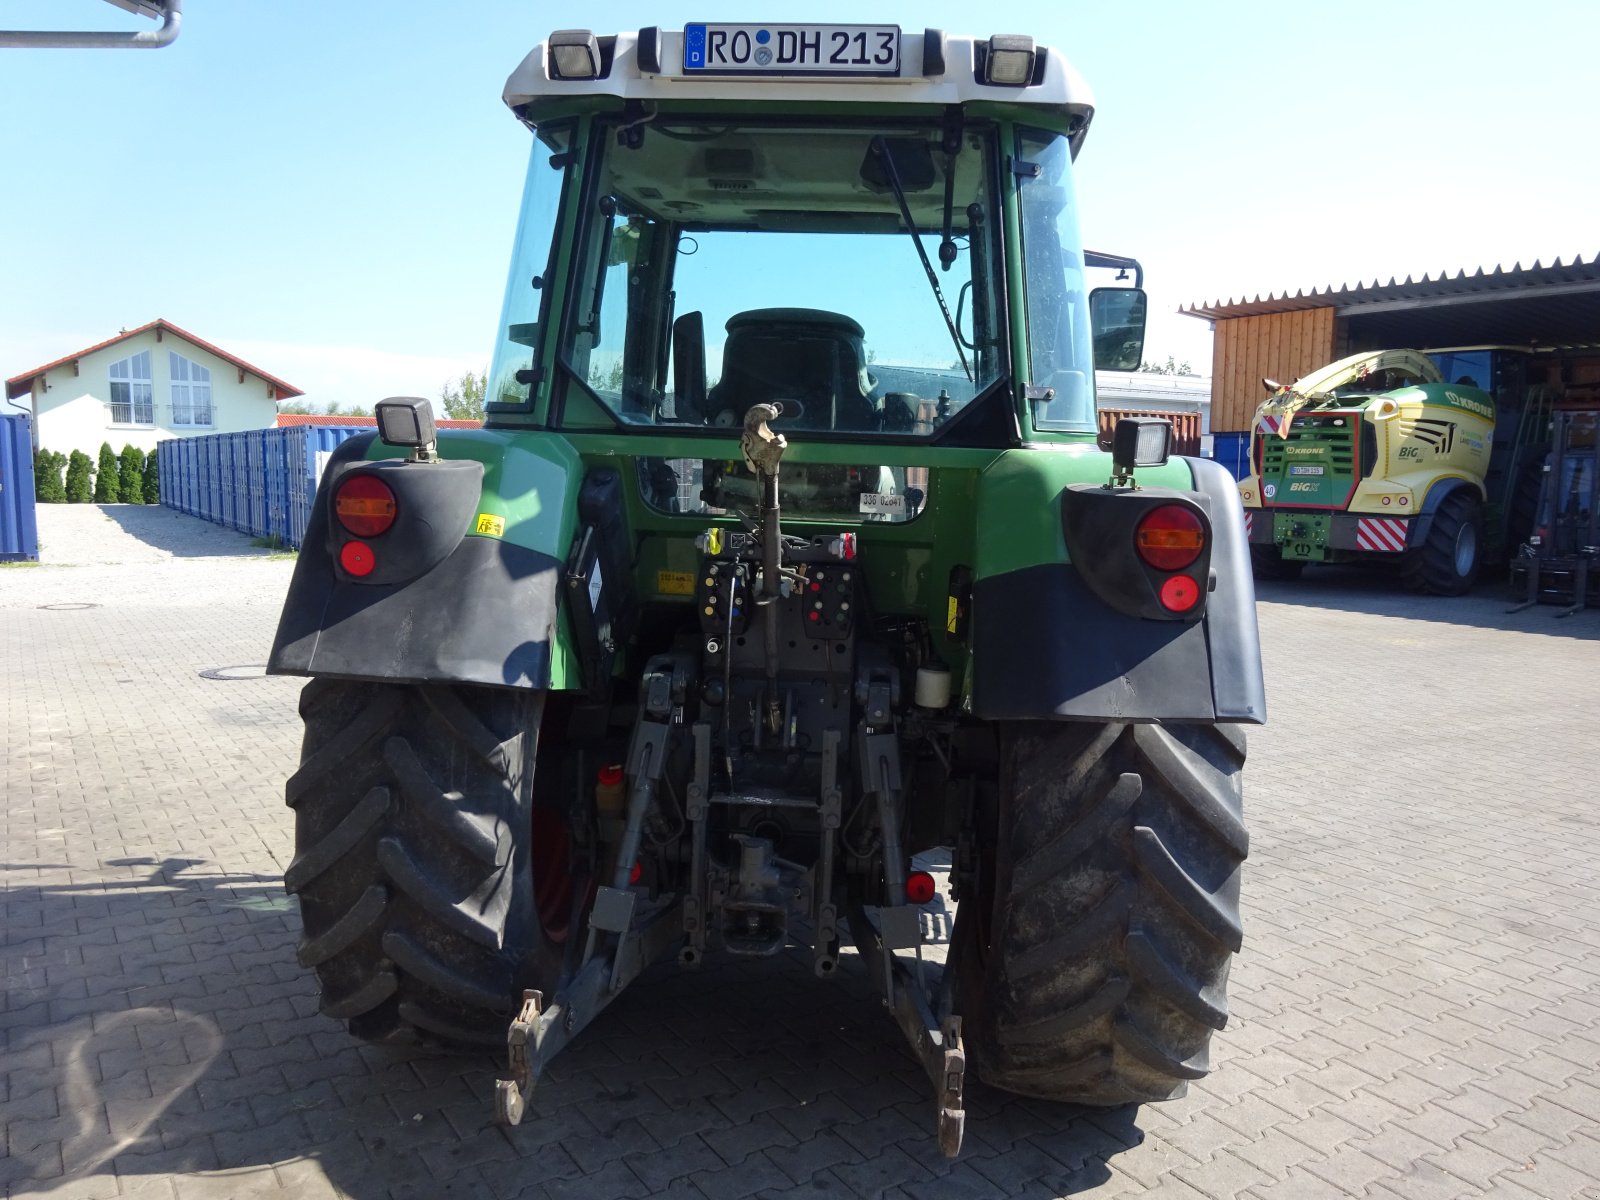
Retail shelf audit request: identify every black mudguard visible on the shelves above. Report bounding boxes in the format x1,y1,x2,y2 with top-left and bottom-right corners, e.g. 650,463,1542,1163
267,435,564,691
970,456,1266,723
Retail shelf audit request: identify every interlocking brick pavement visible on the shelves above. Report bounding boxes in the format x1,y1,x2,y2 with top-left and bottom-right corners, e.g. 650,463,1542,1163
4,509,1600,1199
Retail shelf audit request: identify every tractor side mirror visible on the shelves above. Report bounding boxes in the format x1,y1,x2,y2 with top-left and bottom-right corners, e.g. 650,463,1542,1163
673,311,707,422
1089,287,1148,371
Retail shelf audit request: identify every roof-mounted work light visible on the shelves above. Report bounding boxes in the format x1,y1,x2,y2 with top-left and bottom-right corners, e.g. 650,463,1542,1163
982,34,1036,86
375,397,438,461
549,29,600,79
1110,417,1172,487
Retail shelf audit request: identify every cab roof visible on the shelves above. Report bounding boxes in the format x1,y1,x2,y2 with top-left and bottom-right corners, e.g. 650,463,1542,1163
503,28,1095,153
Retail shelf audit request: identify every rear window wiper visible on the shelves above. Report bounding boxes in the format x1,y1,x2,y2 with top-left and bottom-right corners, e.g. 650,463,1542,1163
870,136,971,383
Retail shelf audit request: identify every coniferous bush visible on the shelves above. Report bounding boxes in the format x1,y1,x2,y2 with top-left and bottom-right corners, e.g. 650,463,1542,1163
93,442,120,503
33,449,66,503
65,450,93,502
143,446,161,504
118,444,144,501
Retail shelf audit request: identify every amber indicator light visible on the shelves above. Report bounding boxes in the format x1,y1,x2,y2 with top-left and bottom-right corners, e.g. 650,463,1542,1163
334,474,398,537
1135,504,1205,571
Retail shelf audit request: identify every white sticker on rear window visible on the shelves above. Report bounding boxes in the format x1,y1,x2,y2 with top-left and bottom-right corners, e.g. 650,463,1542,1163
859,492,907,515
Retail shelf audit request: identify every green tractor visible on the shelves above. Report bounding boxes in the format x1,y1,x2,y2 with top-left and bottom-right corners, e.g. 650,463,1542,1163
268,23,1264,1156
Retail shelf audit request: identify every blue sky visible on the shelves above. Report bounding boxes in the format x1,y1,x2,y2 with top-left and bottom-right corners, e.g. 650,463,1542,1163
3,0,1596,406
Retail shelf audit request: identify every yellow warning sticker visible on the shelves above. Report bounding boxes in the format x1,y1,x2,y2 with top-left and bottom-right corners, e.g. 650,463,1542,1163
946,596,959,634
657,570,696,596
474,513,506,537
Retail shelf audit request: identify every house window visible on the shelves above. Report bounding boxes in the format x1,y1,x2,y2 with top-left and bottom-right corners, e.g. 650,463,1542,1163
109,351,153,424
169,352,213,426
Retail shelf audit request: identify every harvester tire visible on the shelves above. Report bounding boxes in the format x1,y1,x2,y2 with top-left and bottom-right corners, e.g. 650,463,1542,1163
1402,490,1482,596
957,721,1247,1105
1249,544,1304,580
285,679,567,1048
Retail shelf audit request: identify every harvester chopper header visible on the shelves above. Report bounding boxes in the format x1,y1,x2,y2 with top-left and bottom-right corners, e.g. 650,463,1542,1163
269,20,1264,1160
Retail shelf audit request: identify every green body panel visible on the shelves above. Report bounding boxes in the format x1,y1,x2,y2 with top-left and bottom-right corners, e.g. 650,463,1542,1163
360,429,587,688
353,427,1203,695
1258,422,1355,509
1274,512,1332,561
973,448,1195,580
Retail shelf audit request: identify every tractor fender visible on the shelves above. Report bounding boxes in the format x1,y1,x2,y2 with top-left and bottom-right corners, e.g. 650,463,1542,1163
268,433,580,691
970,456,1265,724
1407,474,1484,549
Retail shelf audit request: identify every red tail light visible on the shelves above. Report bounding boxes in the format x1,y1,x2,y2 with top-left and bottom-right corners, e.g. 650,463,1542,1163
1159,574,1201,613
905,871,937,905
1135,505,1205,571
334,474,397,537
339,540,376,577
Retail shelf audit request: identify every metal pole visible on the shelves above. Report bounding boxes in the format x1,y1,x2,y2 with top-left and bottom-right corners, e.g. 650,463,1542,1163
0,0,182,49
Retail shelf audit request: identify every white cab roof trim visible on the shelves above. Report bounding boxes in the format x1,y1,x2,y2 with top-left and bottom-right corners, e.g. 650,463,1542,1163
503,30,1094,131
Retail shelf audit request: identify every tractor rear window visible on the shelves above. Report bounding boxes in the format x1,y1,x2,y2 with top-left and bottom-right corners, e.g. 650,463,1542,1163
555,120,1007,440
637,457,929,524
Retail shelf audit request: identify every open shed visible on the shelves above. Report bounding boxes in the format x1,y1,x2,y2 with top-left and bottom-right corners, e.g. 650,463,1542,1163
1183,254,1600,432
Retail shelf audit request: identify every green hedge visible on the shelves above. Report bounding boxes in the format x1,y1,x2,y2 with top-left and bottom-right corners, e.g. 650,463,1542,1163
33,449,66,503
65,450,93,502
117,444,145,503
93,442,120,503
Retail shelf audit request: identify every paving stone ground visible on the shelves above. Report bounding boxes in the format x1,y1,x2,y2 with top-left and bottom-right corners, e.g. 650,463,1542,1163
3,506,1599,1200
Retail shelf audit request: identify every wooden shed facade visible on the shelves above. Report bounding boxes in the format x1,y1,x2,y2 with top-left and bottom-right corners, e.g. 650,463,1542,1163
1206,309,1336,432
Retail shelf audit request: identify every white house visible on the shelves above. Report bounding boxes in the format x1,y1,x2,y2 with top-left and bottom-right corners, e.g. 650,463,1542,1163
5,319,303,458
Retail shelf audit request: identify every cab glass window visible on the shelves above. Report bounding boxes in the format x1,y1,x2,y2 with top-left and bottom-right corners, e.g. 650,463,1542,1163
556,120,1006,439
488,122,575,412
1016,127,1095,432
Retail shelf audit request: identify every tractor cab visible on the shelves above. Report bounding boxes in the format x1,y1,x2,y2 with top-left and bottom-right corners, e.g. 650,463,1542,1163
488,27,1138,458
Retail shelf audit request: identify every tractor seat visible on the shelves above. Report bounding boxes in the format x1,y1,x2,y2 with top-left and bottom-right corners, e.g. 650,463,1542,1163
707,308,878,432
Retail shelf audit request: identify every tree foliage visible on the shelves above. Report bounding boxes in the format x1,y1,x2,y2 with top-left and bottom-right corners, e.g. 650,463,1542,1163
1138,355,1194,376
440,369,486,421
93,442,121,503
278,400,369,416
65,450,93,502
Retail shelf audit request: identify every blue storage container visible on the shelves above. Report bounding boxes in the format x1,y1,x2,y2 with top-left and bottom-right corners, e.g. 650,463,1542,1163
1210,430,1254,481
0,413,40,563
160,425,369,548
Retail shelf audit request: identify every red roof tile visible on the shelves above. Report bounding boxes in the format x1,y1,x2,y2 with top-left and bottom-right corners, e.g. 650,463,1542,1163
275,414,483,429
6,319,305,400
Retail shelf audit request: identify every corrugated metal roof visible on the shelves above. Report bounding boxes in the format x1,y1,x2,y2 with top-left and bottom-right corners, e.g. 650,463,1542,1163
1182,253,1600,350
1181,252,1600,321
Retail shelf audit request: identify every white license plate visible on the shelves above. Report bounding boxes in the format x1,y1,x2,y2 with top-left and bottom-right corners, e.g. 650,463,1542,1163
683,23,901,76
1288,465,1325,476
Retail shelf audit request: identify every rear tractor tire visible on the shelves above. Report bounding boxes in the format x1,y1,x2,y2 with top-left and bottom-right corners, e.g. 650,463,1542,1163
957,721,1247,1104
284,679,580,1049
1401,490,1482,596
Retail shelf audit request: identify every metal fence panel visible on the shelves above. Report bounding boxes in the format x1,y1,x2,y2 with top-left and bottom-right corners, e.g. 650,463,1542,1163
160,426,367,549
0,413,39,562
